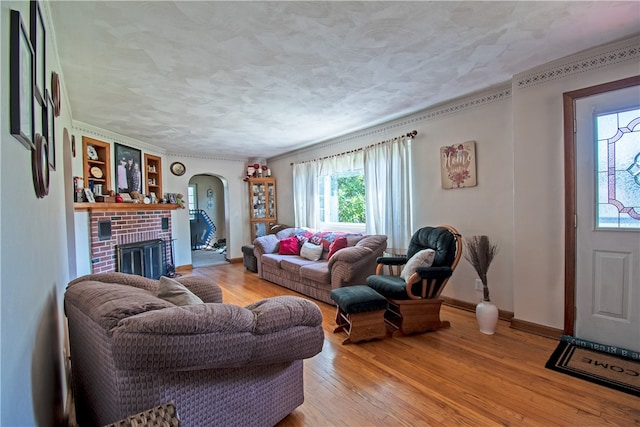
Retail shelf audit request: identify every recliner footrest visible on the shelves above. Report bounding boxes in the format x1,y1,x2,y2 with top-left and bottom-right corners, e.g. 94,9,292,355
330,285,388,344
330,285,388,313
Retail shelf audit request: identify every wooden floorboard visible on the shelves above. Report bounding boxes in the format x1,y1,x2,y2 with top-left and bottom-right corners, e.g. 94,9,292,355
187,264,640,426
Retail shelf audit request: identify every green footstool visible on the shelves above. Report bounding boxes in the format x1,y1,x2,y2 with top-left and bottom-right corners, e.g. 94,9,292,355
330,285,389,344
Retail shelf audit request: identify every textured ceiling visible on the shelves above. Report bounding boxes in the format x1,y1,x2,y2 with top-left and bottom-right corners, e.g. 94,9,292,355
49,1,640,159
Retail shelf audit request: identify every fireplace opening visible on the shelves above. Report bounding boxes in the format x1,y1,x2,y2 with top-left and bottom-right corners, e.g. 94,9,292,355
116,239,166,279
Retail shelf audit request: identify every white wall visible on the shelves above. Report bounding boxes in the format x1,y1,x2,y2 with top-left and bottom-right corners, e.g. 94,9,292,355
165,156,247,267
189,175,226,245
1,1,72,425
271,36,640,328
512,37,640,328
270,86,515,310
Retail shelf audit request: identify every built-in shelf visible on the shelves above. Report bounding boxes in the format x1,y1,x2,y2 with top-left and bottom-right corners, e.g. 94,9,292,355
74,203,180,212
144,153,163,198
83,136,112,194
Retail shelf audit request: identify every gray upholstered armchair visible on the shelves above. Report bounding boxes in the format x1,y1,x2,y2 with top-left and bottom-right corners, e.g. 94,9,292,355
366,225,462,335
65,272,324,426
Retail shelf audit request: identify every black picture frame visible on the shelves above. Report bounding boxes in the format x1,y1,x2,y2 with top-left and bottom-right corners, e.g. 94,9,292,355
114,143,143,194
34,89,44,148
30,0,46,103
9,10,34,149
46,91,56,170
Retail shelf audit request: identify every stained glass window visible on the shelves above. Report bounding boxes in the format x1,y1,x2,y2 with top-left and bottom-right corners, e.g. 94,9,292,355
596,108,640,229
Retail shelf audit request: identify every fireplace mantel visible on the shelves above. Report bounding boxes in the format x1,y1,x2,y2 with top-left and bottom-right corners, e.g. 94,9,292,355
74,202,180,212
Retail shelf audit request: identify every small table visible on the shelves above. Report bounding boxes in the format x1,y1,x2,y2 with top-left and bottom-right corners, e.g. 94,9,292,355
330,285,388,344
241,245,257,272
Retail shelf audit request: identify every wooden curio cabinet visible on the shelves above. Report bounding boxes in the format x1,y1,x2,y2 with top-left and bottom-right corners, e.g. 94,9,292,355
82,137,111,194
248,177,277,241
144,153,162,198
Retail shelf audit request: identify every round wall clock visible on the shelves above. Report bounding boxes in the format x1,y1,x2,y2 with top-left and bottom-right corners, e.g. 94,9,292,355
51,72,61,117
170,162,186,176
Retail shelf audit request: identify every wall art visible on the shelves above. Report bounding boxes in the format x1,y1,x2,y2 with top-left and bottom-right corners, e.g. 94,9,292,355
440,140,477,189
115,143,142,194
9,10,34,149
30,0,46,102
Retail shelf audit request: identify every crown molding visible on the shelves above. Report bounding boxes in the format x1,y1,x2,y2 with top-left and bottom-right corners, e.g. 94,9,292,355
270,84,511,161
515,36,640,89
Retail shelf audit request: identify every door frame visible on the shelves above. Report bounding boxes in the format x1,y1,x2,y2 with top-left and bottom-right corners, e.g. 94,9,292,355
562,75,640,335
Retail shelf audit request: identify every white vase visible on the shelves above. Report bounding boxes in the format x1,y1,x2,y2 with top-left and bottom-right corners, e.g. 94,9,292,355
476,301,499,335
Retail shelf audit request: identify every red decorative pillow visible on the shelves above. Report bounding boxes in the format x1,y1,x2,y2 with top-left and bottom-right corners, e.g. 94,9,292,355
278,237,300,255
328,237,348,259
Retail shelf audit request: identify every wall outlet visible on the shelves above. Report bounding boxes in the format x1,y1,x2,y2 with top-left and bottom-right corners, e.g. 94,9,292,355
475,278,483,291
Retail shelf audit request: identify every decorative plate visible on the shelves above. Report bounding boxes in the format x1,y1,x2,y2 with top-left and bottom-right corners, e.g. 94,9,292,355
143,196,151,204
31,134,50,198
51,72,61,117
87,145,98,160
170,161,186,176
90,166,103,178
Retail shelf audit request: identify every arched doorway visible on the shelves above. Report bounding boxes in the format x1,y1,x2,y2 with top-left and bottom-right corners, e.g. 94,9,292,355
188,174,228,268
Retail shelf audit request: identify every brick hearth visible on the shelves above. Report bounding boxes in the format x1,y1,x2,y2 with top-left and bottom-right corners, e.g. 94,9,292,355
89,210,173,274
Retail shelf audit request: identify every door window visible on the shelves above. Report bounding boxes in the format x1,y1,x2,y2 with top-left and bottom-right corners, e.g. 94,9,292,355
595,108,640,229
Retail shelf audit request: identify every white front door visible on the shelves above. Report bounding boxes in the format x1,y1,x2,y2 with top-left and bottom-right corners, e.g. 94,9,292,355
575,85,640,352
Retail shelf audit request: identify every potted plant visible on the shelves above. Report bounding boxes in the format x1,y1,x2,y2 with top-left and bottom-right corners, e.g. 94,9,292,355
464,235,499,334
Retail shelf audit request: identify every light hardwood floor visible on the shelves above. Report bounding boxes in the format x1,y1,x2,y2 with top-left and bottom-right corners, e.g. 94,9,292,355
187,264,640,427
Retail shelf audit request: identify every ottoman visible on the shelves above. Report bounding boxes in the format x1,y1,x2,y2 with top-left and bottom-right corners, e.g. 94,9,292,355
241,244,257,273
330,285,389,344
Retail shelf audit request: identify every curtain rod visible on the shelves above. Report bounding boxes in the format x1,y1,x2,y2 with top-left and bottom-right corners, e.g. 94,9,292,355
290,130,417,166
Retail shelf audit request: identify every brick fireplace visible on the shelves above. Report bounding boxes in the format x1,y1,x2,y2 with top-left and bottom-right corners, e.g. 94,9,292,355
88,209,173,275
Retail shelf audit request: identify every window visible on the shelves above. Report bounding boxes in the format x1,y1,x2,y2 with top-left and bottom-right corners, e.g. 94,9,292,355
188,184,197,219
595,108,640,229
318,170,366,232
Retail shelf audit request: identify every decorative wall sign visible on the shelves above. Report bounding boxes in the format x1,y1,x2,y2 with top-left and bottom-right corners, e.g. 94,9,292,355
440,141,477,189
30,0,46,103
9,10,34,150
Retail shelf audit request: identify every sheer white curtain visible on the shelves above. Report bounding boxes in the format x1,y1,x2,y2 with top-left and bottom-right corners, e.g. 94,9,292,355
317,150,363,177
293,161,319,228
364,136,413,255
293,151,363,229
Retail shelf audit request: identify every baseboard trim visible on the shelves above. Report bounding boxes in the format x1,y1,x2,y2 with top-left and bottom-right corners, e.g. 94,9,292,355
176,264,192,272
442,297,514,321
510,318,563,339
228,257,242,264
443,297,561,339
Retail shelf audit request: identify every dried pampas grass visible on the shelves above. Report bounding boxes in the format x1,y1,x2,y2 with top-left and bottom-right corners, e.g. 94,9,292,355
464,235,498,301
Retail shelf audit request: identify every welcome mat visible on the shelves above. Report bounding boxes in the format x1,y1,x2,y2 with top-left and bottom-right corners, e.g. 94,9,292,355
545,340,640,397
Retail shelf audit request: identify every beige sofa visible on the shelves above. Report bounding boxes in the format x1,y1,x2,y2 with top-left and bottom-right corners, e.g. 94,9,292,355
65,272,324,426
253,228,387,304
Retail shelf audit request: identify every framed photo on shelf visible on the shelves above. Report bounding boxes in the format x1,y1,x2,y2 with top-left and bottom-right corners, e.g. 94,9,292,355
114,143,143,194
9,10,34,150
30,0,46,102
84,188,95,203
